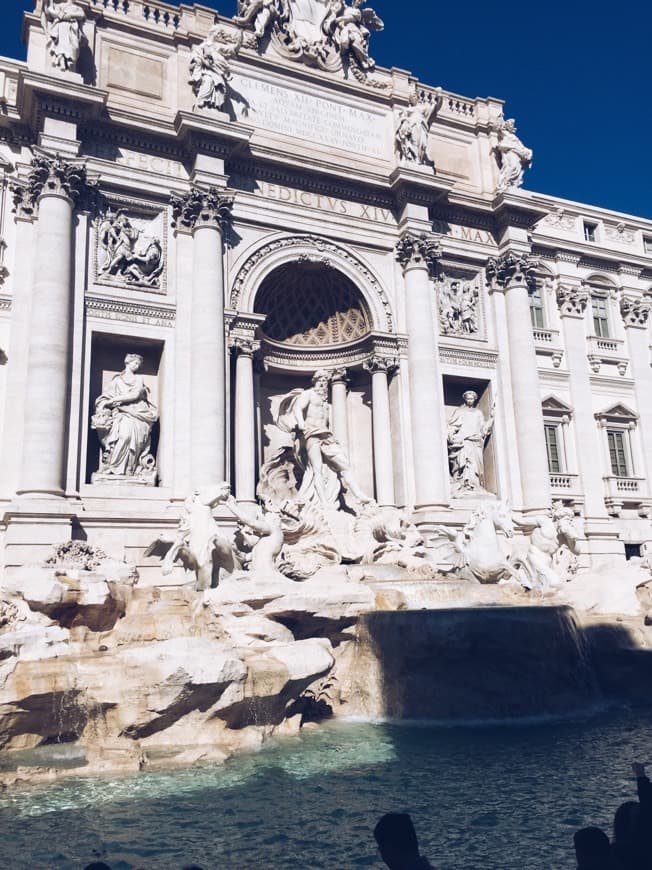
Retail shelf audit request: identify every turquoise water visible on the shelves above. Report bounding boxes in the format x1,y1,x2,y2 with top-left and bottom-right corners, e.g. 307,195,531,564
0,707,650,869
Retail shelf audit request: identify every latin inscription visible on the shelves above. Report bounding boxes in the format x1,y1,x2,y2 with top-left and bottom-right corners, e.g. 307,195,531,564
250,180,394,224
83,141,187,179
432,219,494,245
231,74,387,158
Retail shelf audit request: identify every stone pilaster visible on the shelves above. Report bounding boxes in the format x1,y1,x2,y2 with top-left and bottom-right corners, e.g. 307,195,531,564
620,293,652,505
395,232,449,510
555,281,608,519
329,368,349,454
17,154,92,498
171,186,233,488
486,251,550,512
230,336,259,504
363,354,398,506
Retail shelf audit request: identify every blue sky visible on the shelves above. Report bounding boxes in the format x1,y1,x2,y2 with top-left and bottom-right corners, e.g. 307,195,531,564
2,0,649,218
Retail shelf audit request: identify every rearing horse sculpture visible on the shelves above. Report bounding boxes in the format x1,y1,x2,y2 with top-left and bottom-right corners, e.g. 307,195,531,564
434,500,518,584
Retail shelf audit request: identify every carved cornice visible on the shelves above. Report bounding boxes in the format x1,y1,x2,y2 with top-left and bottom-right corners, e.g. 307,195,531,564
485,251,538,290
439,345,499,369
363,353,399,375
620,295,651,328
557,283,590,318
170,186,234,232
85,296,176,327
395,232,441,275
12,153,96,218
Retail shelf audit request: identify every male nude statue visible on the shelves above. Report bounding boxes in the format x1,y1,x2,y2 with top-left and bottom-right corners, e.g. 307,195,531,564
290,370,370,506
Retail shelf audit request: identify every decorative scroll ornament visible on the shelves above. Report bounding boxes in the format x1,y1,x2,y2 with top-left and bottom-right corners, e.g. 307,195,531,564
485,251,538,289
41,0,86,73
620,295,651,328
492,116,533,192
170,187,234,231
233,0,384,81
395,232,441,275
189,26,242,112
556,283,590,317
12,154,95,218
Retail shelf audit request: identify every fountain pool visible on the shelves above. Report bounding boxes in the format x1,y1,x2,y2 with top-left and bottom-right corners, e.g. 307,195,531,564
0,705,650,869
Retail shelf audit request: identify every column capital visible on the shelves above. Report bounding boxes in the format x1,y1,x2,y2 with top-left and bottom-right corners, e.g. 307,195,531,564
229,336,260,357
329,367,348,385
620,295,651,329
363,354,399,375
395,232,441,275
170,186,234,232
486,250,538,291
557,282,590,318
12,153,95,218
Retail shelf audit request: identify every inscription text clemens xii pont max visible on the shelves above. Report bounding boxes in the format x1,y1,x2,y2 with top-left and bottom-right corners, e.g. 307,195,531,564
231,74,387,158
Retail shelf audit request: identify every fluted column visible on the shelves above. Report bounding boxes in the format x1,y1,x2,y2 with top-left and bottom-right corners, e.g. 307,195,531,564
556,282,608,518
231,337,258,503
171,187,233,488
395,233,449,510
17,155,90,497
364,355,397,506
620,294,652,493
330,368,349,454
486,252,550,512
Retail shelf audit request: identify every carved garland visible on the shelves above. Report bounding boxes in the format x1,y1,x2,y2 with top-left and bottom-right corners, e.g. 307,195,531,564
229,235,394,332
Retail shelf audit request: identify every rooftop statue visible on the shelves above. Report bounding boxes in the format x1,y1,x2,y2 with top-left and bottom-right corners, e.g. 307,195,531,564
325,0,384,72
41,0,86,73
493,116,533,192
189,26,242,112
91,353,158,485
447,391,495,494
395,91,440,165
258,370,371,512
234,0,280,39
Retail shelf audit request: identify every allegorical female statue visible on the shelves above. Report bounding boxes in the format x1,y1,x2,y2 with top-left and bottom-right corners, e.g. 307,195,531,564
188,26,242,111
42,0,86,72
447,390,494,493
91,353,159,484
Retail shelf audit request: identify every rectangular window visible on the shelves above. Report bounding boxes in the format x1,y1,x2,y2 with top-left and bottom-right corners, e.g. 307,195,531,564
607,429,629,477
584,222,597,242
592,296,610,337
529,285,545,329
644,237,652,254
544,424,562,473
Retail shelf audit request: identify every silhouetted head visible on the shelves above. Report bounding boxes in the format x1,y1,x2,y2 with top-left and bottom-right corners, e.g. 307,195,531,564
613,800,640,843
374,813,420,869
83,863,112,870
574,827,610,867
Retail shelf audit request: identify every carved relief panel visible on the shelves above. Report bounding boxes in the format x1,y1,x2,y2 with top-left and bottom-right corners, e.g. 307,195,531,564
93,204,166,293
436,270,485,339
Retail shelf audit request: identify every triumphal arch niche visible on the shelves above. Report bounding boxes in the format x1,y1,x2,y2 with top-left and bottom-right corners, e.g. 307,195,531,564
227,235,402,512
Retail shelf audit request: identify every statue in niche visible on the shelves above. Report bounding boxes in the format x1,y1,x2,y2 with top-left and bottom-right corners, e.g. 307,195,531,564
91,353,158,484
97,210,164,288
512,501,580,591
395,92,439,164
234,0,280,39
258,370,371,512
447,390,494,494
493,116,533,192
42,0,85,72
189,26,242,112
325,0,384,71
146,483,241,590
433,500,518,584
439,279,480,336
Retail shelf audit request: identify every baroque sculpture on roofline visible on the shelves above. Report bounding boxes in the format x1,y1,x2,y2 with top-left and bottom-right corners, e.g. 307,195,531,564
41,0,86,73
395,90,441,165
91,353,159,485
233,0,384,79
189,26,242,112
492,116,533,192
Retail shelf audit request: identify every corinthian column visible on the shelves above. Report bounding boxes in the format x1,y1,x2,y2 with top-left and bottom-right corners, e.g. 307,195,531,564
17,155,90,497
620,294,652,493
329,368,349,453
230,337,259,503
171,187,233,488
486,252,550,512
364,354,397,506
395,233,449,510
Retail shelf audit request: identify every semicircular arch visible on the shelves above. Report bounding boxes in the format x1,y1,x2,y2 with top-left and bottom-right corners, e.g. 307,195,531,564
229,233,394,333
